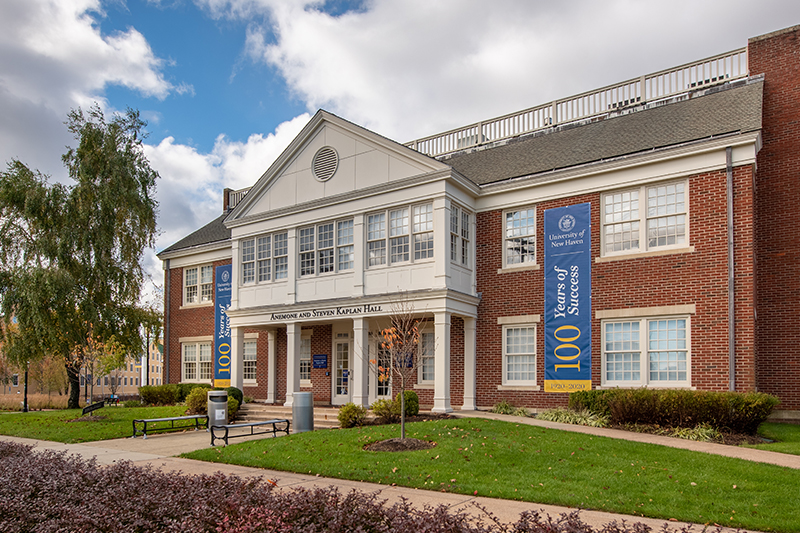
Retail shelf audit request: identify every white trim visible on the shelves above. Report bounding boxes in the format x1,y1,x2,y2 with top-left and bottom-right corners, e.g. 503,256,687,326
596,304,696,319
178,335,214,343
497,314,541,325
502,205,537,270
501,324,537,387
595,246,694,263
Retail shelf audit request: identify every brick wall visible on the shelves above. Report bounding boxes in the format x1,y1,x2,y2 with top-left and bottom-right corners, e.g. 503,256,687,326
749,25,800,410
475,165,756,409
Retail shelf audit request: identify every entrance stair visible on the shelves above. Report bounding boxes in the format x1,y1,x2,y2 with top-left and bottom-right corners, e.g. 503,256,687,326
235,402,345,429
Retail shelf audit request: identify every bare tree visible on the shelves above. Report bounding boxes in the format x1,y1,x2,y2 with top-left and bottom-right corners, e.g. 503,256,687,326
373,297,423,439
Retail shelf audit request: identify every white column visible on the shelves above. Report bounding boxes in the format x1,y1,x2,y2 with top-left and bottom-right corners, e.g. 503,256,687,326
352,317,369,407
432,311,452,413
286,228,297,304
267,329,277,404
462,317,477,410
433,197,450,289
230,326,244,390
284,323,301,407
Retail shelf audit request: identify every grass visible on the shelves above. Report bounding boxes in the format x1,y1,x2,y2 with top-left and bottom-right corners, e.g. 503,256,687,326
745,422,800,456
0,405,186,443
185,418,800,532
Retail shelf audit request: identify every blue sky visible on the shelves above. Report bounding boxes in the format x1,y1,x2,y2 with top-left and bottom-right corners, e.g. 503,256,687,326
2,0,800,304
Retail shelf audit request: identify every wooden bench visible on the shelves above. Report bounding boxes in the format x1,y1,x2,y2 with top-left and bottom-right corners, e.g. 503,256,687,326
210,419,290,446
132,415,209,439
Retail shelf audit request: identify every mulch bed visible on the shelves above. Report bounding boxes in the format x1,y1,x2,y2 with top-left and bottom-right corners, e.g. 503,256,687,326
611,423,768,446
365,438,437,452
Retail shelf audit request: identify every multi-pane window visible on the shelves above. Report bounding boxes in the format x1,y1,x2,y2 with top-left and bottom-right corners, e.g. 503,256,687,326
450,205,472,266
184,265,213,304
298,220,355,276
368,203,434,267
504,326,536,384
603,181,687,255
240,232,288,284
183,342,212,382
419,332,435,382
603,317,689,386
505,207,536,266
243,341,257,381
300,335,311,381
337,220,354,271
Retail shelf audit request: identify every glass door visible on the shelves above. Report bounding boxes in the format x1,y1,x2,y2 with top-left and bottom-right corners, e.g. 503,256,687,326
332,337,351,405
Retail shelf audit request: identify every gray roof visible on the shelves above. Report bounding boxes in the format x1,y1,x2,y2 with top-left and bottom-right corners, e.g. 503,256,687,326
159,213,230,255
441,79,763,186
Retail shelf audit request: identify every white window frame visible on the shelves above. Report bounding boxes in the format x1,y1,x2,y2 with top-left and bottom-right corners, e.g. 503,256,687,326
300,331,312,384
601,180,689,257
243,340,257,383
367,202,435,269
297,219,355,277
450,204,472,267
182,341,213,383
601,316,691,388
418,330,435,384
503,206,537,269
239,232,289,286
183,265,213,305
502,325,537,386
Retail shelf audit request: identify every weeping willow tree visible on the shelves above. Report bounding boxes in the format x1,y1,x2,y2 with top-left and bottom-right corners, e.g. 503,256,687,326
0,105,158,409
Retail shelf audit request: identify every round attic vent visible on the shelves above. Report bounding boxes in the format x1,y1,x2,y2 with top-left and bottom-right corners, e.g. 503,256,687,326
312,146,339,182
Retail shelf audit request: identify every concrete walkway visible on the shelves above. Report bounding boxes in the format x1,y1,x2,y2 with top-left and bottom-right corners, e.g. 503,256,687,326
3,411,796,532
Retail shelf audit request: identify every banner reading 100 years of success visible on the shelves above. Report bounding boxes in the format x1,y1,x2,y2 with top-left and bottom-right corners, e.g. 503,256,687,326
214,265,232,388
544,203,592,392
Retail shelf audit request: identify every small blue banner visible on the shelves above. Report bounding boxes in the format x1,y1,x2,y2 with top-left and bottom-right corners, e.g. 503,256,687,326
214,265,232,387
544,203,592,392
313,354,328,369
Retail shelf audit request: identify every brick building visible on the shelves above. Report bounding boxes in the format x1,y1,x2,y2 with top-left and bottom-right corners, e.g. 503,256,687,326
158,25,800,419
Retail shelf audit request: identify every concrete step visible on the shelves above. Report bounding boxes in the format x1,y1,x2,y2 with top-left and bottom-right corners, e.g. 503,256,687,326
236,403,346,429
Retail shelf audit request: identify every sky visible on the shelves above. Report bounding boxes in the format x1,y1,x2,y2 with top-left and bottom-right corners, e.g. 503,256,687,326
1,0,799,306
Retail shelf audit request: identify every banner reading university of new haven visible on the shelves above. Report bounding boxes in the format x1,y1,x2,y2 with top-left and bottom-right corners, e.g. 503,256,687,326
214,265,232,388
544,203,592,392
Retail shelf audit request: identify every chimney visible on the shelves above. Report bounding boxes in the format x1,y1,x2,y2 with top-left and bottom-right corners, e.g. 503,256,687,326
223,188,232,212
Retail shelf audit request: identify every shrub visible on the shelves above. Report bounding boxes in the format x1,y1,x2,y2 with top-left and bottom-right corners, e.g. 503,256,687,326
570,388,779,434
512,407,530,418
226,386,244,406
536,407,609,427
0,440,714,533
185,387,209,414
243,395,254,404
338,402,367,428
138,384,179,406
396,390,419,416
371,399,401,423
176,382,212,402
490,399,515,415
122,400,142,408
227,397,240,420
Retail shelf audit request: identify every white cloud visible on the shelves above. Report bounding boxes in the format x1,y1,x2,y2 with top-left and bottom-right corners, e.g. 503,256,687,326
215,0,800,142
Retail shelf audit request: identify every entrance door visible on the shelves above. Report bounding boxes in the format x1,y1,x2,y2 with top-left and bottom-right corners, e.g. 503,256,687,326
332,338,351,405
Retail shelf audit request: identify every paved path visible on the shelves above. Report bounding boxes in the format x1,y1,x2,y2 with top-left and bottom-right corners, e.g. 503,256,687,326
3,410,797,532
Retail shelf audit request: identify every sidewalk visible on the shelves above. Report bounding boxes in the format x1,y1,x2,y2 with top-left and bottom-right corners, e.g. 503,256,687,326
3,410,795,532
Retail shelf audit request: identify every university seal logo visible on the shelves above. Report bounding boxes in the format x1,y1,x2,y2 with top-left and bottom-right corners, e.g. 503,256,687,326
222,270,230,283
558,214,576,232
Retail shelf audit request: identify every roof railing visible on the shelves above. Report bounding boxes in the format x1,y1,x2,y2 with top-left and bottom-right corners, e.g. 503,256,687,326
406,48,748,158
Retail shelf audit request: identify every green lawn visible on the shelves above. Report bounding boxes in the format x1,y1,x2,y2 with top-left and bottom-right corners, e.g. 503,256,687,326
186,418,799,532
746,422,800,456
0,406,187,443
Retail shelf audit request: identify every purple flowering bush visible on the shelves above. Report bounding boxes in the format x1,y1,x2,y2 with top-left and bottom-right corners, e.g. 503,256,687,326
0,441,723,533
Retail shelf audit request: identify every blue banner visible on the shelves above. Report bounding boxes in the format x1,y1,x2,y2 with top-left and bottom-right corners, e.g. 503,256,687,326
214,265,232,387
544,203,592,392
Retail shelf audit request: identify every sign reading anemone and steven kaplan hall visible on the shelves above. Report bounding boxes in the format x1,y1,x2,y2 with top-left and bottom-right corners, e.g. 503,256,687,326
544,203,592,392
214,265,232,388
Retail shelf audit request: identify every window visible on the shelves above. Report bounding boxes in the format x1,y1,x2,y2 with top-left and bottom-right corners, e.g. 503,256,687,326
12,374,18,387
368,203,434,267
298,220,354,276
505,207,536,267
300,334,311,382
243,341,257,381
240,232,288,284
184,265,213,304
419,331,435,383
603,317,689,387
602,181,687,255
450,205,472,266
124,377,128,386
503,326,537,385
182,341,212,382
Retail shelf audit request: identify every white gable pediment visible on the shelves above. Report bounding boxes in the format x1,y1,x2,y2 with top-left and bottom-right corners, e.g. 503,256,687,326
228,111,449,225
